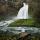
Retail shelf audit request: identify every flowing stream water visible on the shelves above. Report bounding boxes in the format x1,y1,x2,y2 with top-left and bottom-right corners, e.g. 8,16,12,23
0,27,40,35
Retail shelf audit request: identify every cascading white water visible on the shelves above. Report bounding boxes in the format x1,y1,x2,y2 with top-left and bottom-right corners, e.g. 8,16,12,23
0,16,17,27
17,3,28,19
0,3,29,27
21,28,25,32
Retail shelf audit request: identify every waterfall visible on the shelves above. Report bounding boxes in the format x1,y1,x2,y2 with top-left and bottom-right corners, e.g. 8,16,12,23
17,3,28,19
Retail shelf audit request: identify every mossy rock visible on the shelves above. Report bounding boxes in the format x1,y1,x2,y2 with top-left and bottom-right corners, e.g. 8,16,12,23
8,19,34,27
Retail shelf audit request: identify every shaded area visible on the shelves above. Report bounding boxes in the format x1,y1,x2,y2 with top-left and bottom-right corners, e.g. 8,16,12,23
0,0,23,21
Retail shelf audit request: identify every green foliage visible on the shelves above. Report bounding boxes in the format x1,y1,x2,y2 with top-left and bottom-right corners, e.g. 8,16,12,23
0,16,6,21
29,0,40,27
8,19,34,27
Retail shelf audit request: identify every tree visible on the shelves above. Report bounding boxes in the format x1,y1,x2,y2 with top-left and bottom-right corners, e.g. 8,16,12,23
29,0,40,27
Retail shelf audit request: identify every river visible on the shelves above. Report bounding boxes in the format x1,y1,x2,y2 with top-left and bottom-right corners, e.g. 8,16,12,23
0,2,40,35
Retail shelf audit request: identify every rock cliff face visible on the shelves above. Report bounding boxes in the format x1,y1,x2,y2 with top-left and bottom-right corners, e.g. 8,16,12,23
0,0,24,17
17,32,31,40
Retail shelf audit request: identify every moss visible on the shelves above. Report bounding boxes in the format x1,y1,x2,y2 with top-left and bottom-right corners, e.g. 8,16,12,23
8,19,34,27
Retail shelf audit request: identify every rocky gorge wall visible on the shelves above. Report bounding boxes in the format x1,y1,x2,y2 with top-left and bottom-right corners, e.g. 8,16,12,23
0,0,29,16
